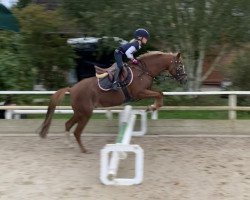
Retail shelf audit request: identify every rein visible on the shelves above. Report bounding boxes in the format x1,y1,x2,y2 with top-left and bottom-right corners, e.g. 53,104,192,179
131,60,175,81
131,60,155,79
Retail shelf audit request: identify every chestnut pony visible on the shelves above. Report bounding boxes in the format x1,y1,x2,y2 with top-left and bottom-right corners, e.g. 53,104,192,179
39,51,187,153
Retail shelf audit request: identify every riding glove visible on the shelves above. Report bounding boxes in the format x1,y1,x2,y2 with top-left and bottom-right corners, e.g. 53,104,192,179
132,59,139,65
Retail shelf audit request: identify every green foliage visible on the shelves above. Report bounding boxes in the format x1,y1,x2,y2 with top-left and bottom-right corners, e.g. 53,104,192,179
0,4,77,91
61,0,249,46
1,0,249,92
13,4,76,89
229,48,250,91
61,0,250,91
94,37,121,61
16,0,32,9
0,31,34,90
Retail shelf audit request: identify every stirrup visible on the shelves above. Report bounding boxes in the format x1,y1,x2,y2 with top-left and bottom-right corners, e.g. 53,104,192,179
123,63,128,67
112,81,120,90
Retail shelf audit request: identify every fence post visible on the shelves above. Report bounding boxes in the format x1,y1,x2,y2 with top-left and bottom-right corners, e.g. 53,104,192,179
151,110,158,120
4,110,13,119
228,94,237,120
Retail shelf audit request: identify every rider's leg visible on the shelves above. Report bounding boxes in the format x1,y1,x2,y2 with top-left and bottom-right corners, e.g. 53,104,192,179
113,68,121,83
112,68,121,90
113,51,124,89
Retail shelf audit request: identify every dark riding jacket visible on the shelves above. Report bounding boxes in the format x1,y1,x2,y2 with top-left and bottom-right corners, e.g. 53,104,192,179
117,40,141,60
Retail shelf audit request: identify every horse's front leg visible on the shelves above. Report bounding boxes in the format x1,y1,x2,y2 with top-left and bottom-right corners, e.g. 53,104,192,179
137,89,163,111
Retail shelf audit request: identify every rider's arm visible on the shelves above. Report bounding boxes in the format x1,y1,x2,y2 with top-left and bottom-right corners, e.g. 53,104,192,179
125,46,137,60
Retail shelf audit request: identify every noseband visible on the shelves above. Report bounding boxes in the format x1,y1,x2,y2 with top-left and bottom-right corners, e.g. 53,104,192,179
169,58,187,81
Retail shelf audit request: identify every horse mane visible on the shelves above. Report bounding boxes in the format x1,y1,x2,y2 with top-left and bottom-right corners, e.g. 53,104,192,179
137,51,175,60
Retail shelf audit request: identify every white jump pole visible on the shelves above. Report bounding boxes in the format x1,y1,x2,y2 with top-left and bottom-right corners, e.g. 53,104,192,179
101,144,144,185
100,105,144,186
108,106,133,179
108,113,136,179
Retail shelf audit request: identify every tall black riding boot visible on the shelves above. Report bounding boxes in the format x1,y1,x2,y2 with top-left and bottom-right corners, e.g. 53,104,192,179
112,68,120,90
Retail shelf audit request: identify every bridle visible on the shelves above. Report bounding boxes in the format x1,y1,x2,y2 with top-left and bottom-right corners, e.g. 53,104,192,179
130,56,187,82
168,57,187,81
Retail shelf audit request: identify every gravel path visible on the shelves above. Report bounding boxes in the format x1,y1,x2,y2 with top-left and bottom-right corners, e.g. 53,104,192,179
1,135,250,200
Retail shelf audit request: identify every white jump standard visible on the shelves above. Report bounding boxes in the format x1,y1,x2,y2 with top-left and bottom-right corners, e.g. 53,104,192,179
100,105,147,186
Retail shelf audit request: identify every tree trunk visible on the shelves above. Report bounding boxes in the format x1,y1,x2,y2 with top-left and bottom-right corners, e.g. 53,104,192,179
201,45,227,82
194,48,205,91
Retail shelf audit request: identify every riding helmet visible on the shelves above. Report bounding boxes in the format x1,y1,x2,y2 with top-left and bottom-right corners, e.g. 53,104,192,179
134,28,150,39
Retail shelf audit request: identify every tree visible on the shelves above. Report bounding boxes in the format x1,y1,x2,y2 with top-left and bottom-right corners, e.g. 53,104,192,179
13,4,76,89
0,31,34,90
166,0,250,91
61,0,250,91
228,47,250,90
16,0,32,9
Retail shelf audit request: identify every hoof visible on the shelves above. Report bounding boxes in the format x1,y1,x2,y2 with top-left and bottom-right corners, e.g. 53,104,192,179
146,105,157,112
67,144,74,149
85,151,92,154
81,148,90,154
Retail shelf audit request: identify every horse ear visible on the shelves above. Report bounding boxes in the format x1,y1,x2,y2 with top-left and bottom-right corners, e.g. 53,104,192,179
176,52,181,59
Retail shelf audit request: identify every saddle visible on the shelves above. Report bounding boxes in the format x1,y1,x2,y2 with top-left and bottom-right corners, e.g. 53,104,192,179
95,63,133,91
95,63,129,82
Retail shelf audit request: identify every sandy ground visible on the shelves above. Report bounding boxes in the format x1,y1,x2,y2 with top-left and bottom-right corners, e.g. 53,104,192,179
1,135,250,200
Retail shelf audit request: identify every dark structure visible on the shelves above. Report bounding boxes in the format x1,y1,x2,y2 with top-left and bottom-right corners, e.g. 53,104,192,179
0,4,19,32
0,96,12,119
68,37,127,81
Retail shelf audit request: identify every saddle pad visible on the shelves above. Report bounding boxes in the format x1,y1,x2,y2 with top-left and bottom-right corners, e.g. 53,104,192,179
97,67,133,91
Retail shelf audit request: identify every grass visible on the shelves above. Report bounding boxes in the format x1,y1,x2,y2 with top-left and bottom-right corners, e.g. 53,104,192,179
158,110,250,119
158,110,229,119
4,93,250,120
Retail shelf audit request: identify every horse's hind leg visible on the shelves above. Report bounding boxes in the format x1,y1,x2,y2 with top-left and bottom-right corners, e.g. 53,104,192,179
64,114,78,147
74,113,92,153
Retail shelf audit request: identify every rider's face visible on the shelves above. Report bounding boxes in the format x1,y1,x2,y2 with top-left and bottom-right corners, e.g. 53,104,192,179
142,37,148,44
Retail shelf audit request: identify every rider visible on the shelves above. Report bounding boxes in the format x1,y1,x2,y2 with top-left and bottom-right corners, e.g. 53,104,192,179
112,28,150,90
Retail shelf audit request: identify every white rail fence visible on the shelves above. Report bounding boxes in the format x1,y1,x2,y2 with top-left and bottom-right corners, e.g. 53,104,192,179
1,91,250,120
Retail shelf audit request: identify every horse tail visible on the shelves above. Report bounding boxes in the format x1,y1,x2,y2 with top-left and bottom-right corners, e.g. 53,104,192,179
38,87,70,138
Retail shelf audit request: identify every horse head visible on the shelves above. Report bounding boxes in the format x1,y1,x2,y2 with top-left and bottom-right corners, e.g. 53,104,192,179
137,51,187,85
168,53,187,85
